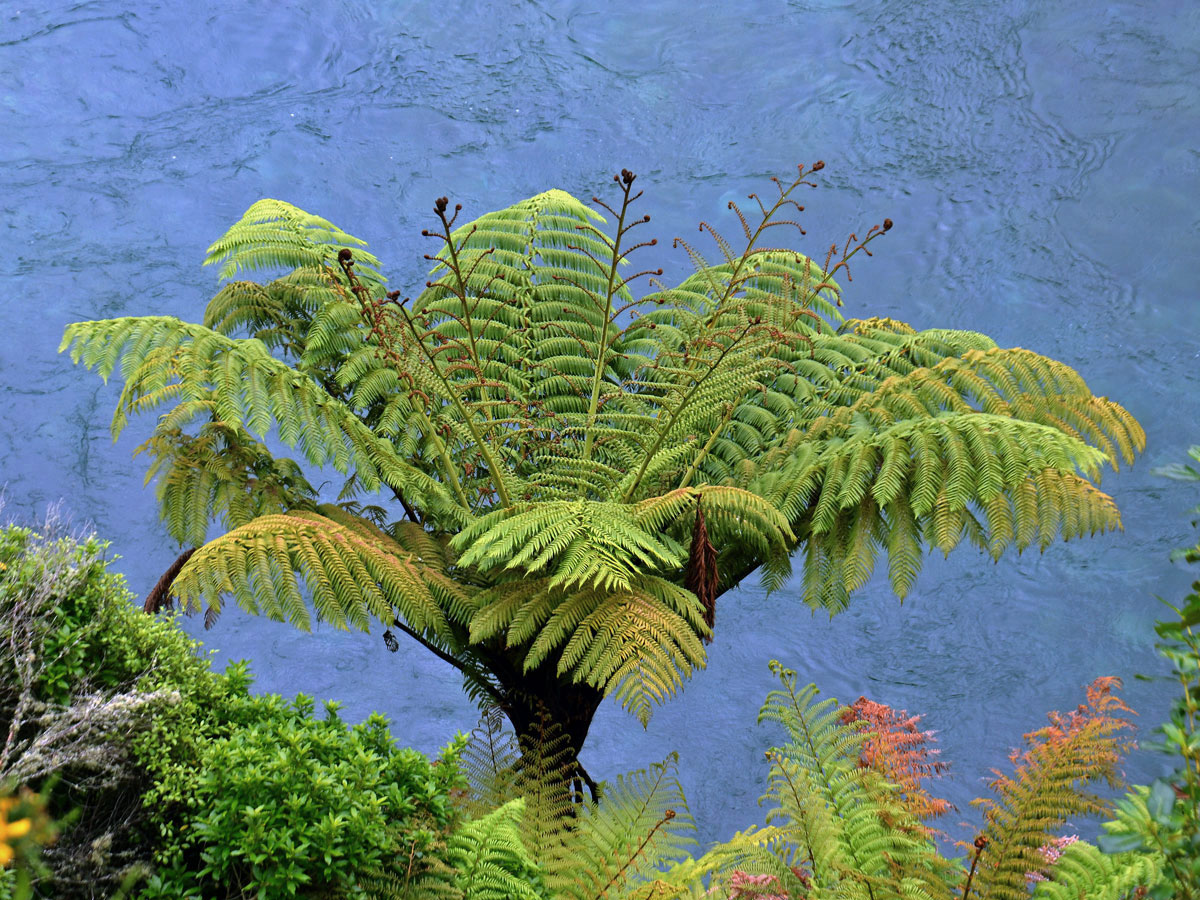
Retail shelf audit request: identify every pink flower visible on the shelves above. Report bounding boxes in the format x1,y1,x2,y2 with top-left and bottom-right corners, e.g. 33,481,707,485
1026,834,1079,883
728,870,789,900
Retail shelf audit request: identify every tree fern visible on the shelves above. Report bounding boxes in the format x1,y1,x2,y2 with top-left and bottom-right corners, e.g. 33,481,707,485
63,163,1145,780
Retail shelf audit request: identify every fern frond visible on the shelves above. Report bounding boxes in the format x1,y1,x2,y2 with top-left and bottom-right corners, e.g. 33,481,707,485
545,754,695,900
204,198,383,284
757,661,956,900
60,316,465,527
793,413,1126,609
969,677,1138,900
444,799,543,900
470,575,707,724
453,501,686,592
1032,838,1164,900
135,419,316,547
840,695,953,830
171,506,466,640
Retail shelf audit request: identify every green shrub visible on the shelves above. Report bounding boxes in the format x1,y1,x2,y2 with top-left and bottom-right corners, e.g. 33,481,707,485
139,698,464,899
0,525,208,705
0,523,205,894
0,522,465,898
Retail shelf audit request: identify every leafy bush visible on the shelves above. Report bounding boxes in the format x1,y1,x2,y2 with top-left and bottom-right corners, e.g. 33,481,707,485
0,522,203,893
0,521,465,898
0,523,209,703
140,699,463,899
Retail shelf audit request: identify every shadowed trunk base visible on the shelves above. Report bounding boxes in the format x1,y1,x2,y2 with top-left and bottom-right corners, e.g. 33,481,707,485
496,667,605,802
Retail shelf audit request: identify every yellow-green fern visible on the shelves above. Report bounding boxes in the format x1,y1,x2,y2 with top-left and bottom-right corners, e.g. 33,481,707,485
62,164,1145,780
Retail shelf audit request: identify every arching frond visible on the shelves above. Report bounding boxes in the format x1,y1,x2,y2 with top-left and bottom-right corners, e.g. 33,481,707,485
204,198,383,284
170,507,468,640
453,500,684,592
60,316,465,527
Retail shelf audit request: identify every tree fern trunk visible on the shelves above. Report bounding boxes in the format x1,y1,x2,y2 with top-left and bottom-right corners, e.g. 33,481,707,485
491,657,604,801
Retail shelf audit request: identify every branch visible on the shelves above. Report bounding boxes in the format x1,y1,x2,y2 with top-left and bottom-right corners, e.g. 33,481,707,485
389,618,507,709
389,485,421,524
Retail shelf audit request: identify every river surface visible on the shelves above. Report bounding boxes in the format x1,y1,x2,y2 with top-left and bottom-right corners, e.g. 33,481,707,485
2,0,1199,856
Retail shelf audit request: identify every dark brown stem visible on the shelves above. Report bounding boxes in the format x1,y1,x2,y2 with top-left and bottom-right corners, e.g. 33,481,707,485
388,619,507,709
961,835,987,900
388,485,420,523
142,547,197,614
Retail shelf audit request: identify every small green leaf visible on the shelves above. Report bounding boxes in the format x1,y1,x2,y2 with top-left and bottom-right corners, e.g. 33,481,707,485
1147,778,1177,824
1097,830,1145,854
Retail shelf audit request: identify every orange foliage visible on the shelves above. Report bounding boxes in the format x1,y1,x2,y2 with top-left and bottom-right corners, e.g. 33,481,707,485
840,695,953,828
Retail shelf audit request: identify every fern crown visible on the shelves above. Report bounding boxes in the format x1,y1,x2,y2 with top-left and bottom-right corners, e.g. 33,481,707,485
60,164,1145,723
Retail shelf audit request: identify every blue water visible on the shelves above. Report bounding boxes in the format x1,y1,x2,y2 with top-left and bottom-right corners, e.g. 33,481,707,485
3,0,1199,856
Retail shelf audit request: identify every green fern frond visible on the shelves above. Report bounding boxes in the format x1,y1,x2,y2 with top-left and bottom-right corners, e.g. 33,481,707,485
456,705,522,823
756,661,955,900
171,506,465,639
453,501,685,592
546,754,695,900
470,575,707,724
60,316,465,527
135,419,317,547
204,198,384,284
1032,838,1164,900
444,799,543,900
